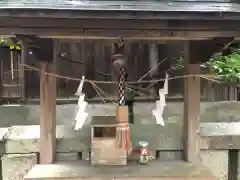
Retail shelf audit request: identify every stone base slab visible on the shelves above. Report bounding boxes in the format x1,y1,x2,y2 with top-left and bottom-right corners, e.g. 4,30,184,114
2,153,38,180
24,160,216,180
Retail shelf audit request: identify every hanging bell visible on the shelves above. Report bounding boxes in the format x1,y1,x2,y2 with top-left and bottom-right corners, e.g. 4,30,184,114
112,37,125,68
112,53,125,68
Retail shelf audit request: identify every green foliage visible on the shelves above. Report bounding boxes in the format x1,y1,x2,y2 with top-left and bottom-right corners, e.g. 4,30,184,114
171,48,240,83
204,48,240,82
0,37,21,50
0,38,8,45
170,56,184,71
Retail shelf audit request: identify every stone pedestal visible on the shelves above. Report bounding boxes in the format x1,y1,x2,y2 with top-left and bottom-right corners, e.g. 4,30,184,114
2,153,37,180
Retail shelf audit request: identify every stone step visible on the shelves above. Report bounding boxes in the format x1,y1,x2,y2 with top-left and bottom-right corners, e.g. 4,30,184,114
24,160,216,180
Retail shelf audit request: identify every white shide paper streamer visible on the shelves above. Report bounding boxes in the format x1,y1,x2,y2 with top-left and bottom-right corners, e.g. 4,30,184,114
152,73,168,126
74,76,88,130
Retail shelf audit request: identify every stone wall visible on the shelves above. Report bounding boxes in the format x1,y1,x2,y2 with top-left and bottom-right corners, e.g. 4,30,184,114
0,101,240,180
0,101,239,126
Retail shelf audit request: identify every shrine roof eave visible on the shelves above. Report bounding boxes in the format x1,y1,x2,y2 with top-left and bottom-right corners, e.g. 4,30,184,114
0,9,240,21
0,1,240,20
1,1,240,13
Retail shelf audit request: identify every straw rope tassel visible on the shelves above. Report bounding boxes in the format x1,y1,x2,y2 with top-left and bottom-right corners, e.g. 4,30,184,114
116,122,131,150
115,61,131,152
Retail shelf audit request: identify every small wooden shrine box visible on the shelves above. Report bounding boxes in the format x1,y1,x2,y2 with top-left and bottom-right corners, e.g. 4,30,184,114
91,116,127,165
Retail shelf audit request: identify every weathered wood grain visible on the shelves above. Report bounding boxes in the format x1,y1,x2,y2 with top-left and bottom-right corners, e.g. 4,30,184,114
91,143,127,165
39,40,56,164
0,17,240,31
183,44,201,163
18,38,237,100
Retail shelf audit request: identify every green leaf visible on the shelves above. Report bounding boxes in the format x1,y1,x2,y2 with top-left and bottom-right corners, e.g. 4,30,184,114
9,45,14,50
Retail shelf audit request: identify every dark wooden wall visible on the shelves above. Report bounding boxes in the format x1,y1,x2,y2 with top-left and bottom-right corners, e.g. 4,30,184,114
0,40,238,102
26,40,171,100
0,47,23,99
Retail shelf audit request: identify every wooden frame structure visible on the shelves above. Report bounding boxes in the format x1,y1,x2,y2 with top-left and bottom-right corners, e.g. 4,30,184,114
1,17,240,40
1,1,240,178
7,10,239,164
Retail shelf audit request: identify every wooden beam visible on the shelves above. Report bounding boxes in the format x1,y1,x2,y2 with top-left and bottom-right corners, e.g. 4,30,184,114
183,41,201,163
36,30,240,40
85,29,238,39
41,35,209,40
0,17,239,40
41,29,238,40
0,18,240,30
39,39,56,164
0,27,238,40
0,9,239,21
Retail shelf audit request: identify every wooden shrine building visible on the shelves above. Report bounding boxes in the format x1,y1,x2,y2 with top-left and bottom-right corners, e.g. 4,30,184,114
0,0,240,179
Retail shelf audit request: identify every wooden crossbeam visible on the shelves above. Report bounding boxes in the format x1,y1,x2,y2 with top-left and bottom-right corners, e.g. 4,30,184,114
26,29,240,40
0,28,238,40
0,17,238,40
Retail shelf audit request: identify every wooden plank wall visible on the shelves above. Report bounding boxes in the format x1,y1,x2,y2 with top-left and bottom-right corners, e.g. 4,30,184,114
25,40,160,99
0,47,22,99
202,80,239,101
0,40,238,102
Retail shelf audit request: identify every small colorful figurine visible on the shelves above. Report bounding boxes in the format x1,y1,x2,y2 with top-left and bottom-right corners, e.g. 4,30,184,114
136,141,149,164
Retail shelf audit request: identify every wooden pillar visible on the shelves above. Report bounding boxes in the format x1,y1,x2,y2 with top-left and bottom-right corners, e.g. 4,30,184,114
228,150,238,180
39,40,56,164
19,41,27,101
183,41,201,163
